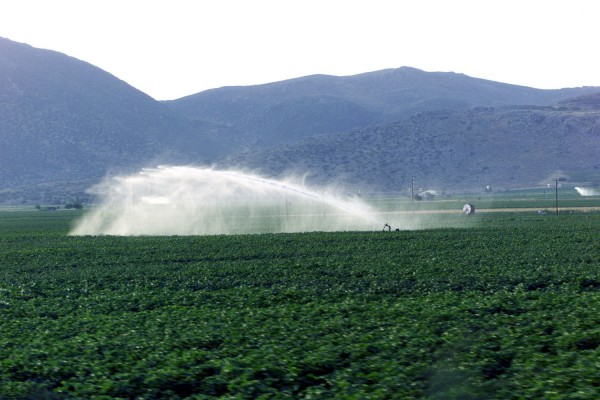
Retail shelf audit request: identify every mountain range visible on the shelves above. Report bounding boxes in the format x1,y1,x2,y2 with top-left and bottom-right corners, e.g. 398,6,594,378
1,36,599,203
222,97,600,193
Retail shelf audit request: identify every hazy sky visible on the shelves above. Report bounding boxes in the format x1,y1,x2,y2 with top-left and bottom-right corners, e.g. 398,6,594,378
1,0,599,100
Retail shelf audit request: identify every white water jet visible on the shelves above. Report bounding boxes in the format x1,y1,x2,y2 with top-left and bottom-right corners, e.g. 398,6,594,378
574,187,600,196
70,166,382,236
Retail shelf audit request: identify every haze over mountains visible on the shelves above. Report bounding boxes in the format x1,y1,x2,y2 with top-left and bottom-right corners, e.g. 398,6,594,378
1,37,599,203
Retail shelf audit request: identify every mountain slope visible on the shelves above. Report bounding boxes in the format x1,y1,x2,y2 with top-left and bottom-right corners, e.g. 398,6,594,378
166,67,600,151
554,92,600,110
221,102,600,193
0,37,219,189
2,36,600,204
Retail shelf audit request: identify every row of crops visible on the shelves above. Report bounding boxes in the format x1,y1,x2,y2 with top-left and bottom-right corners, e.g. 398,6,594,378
0,210,599,398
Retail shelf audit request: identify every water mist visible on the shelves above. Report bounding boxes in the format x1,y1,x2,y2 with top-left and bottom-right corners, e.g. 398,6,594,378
575,187,600,196
70,166,382,236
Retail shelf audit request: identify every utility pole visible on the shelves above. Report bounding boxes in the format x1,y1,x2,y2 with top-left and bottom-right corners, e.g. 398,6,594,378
555,179,559,215
285,193,289,220
411,177,415,215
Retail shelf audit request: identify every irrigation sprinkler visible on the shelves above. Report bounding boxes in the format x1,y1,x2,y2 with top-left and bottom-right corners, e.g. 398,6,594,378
382,223,399,232
463,203,475,215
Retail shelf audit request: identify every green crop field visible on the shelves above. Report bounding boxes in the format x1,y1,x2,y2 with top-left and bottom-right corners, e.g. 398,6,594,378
0,207,599,399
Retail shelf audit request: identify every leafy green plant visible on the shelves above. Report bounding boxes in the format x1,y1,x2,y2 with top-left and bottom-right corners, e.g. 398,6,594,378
0,211,599,398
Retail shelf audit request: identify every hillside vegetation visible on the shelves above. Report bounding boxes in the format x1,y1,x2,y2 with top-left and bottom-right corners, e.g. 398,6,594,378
0,38,220,189
222,104,600,193
2,36,600,203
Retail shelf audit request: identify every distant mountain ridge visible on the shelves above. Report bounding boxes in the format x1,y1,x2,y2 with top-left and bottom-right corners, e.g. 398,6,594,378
1,36,600,203
220,103,600,193
0,37,221,189
165,67,600,150
554,92,600,110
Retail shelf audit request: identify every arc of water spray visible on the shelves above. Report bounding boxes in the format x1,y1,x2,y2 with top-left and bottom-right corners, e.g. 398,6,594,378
215,169,381,224
70,166,387,235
